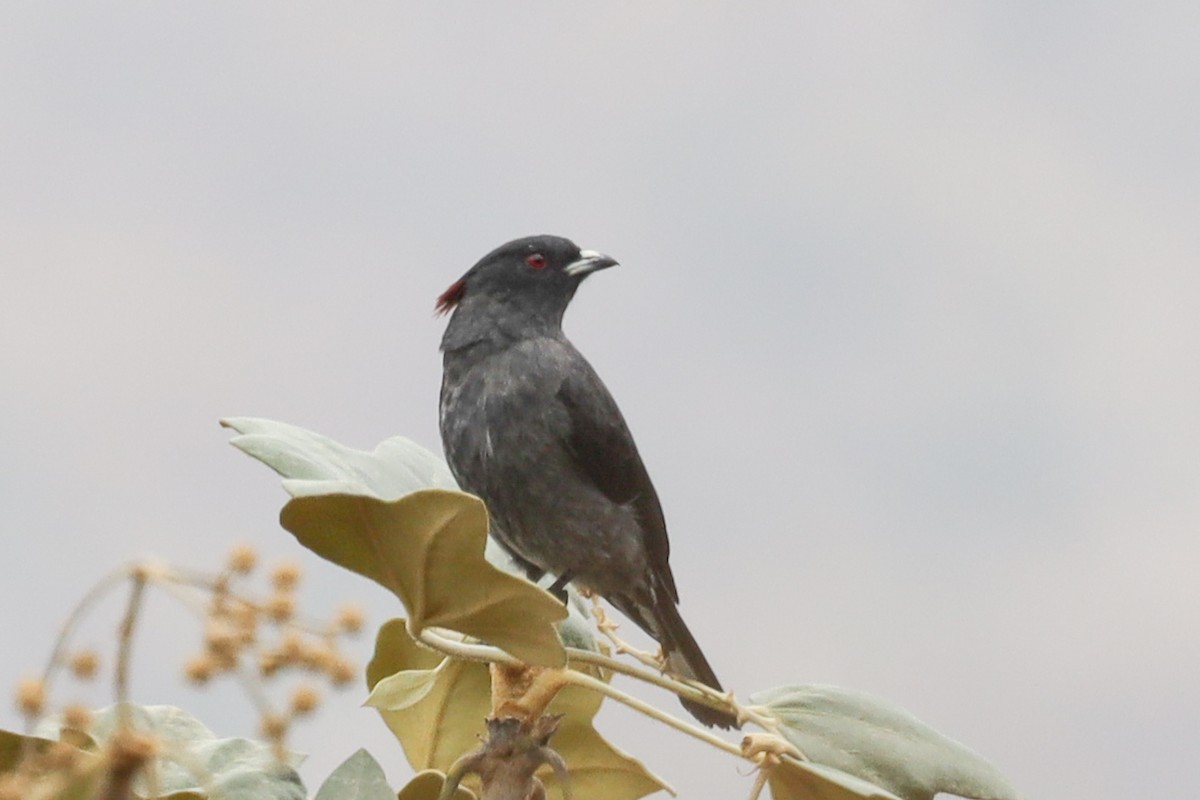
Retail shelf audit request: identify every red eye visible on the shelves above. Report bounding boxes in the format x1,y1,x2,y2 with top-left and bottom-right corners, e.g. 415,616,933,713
525,253,547,270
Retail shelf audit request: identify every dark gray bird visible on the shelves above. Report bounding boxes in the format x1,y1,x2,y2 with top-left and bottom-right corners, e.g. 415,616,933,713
437,234,736,729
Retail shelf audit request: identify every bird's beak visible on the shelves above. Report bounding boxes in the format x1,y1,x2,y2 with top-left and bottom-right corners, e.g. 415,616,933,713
564,250,619,277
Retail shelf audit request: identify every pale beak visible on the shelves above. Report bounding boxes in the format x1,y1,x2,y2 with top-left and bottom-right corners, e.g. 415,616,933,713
564,249,619,277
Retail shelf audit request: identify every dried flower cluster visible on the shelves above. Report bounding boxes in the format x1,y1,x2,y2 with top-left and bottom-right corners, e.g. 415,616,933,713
7,546,369,791
180,546,366,748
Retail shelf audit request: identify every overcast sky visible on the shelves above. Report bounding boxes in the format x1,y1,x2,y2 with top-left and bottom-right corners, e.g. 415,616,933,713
2,4,1197,799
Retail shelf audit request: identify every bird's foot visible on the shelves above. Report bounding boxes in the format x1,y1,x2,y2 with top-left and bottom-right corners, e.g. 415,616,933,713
546,571,574,604
591,602,620,635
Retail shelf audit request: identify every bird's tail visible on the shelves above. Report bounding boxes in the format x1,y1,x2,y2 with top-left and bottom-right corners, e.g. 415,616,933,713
613,584,738,729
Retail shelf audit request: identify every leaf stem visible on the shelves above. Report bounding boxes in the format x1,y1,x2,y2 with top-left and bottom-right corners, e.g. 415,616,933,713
746,767,769,800
413,627,755,760
413,627,523,665
558,669,741,758
564,647,738,723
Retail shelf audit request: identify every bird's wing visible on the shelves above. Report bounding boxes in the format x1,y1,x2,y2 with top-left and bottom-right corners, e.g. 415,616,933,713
555,362,679,602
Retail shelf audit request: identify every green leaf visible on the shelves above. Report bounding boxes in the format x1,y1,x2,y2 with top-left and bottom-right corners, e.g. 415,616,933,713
766,756,903,800
50,703,307,800
0,728,56,773
396,769,477,800
367,620,670,800
313,749,394,800
541,676,674,800
0,730,100,800
223,416,587,664
752,685,1021,800
367,619,493,773
365,660,448,712
280,490,567,666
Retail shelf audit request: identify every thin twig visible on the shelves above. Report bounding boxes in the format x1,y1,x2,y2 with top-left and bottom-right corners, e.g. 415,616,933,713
38,564,138,697
114,567,149,729
160,565,335,637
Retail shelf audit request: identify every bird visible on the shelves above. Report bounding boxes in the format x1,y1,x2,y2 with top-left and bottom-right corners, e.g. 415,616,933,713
436,234,736,729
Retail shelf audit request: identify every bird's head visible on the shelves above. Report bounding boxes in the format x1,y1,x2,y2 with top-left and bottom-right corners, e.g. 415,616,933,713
436,235,618,347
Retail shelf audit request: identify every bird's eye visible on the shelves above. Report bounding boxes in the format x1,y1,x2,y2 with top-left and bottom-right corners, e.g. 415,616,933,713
525,253,548,270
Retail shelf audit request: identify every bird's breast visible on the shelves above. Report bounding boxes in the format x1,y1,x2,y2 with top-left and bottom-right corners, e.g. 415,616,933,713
440,349,568,486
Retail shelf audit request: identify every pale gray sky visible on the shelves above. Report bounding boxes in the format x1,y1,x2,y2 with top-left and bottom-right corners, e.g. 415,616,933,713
2,4,1198,799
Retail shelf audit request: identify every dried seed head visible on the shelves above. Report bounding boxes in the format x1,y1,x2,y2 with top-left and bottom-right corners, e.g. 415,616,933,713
210,574,231,612
108,729,159,773
43,740,84,771
232,602,259,638
335,603,365,634
228,544,258,574
258,650,282,678
69,650,100,680
290,685,320,715
15,677,45,718
265,594,295,623
278,631,304,662
62,704,93,731
204,621,239,658
184,654,217,684
329,657,357,687
270,562,301,592
296,641,327,671
260,712,289,743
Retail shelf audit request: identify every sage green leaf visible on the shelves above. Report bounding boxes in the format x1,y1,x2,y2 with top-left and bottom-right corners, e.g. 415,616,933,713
280,490,567,666
223,416,591,661
752,685,1020,800
221,417,457,499
45,703,306,800
313,749,393,800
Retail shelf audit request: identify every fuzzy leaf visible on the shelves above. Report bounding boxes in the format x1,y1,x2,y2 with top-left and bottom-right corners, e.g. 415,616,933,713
221,417,457,499
367,620,670,800
313,749,394,800
223,416,583,664
281,490,566,666
752,685,1020,800
62,703,305,800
